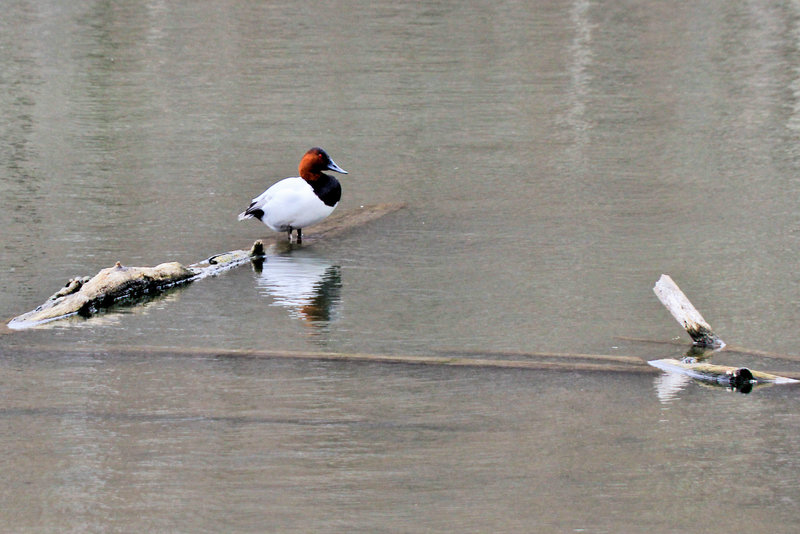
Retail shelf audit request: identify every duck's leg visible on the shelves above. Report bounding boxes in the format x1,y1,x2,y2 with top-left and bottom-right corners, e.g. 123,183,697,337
286,229,293,242
296,228,302,244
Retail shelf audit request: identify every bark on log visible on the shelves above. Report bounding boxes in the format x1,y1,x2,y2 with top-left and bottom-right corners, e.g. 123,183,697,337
653,274,725,348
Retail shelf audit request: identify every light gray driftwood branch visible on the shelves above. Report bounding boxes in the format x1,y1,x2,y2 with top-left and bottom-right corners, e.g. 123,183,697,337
653,274,725,348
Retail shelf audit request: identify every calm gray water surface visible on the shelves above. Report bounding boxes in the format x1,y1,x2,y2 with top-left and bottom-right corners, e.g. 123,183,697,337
2,1,800,532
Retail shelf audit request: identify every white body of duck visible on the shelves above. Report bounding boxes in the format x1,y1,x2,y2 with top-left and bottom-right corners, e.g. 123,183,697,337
238,147,347,242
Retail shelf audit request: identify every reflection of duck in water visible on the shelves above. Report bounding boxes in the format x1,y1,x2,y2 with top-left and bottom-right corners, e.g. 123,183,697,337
254,255,341,324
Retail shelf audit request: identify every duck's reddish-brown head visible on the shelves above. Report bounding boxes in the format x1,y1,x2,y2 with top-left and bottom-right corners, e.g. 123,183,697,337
298,147,348,181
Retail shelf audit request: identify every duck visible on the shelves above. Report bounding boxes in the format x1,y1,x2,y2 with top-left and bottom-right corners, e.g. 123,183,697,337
238,147,348,243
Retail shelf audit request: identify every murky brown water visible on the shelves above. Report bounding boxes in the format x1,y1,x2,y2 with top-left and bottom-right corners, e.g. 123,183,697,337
3,0,800,532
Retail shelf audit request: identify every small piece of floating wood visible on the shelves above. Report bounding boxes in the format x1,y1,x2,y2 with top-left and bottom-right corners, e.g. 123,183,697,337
7,203,404,330
648,359,798,392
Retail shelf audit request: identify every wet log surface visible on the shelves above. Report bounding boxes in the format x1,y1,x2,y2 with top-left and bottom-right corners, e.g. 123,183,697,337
7,203,405,329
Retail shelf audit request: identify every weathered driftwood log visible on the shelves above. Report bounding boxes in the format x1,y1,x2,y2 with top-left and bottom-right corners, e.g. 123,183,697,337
8,203,405,329
653,274,725,348
8,262,197,329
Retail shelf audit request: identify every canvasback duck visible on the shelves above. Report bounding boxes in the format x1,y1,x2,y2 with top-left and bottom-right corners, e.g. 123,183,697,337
238,147,348,243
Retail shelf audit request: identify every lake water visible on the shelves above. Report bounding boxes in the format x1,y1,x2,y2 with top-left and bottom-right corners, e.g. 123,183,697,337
2,0,800,532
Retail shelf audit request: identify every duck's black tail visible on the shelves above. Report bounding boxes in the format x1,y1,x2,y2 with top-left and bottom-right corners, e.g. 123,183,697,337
238,205,264,221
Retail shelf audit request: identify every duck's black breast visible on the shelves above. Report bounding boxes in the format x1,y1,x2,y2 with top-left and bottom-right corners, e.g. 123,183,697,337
309,174,342,207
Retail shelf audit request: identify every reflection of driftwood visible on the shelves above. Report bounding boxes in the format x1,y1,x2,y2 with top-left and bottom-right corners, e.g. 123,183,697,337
653,274,724,348
8,203,405,329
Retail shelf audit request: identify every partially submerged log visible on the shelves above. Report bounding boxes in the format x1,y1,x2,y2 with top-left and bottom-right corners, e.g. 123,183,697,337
8,203,404,329
10,343,800,383
8,344,661,375
648,358,798,393
653,274,725,348
8,262,196,329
